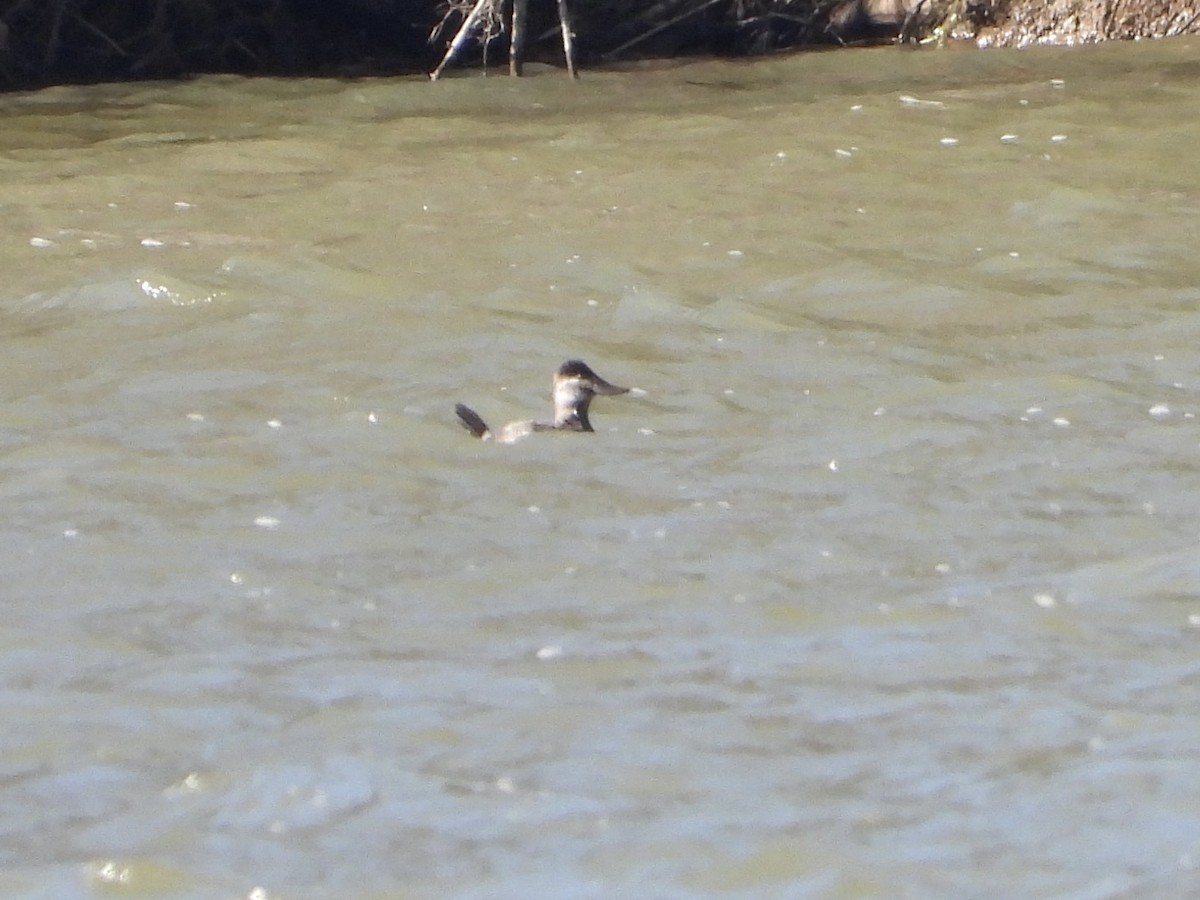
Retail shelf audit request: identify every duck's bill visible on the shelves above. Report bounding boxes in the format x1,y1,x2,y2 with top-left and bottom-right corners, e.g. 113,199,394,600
592,377,630,396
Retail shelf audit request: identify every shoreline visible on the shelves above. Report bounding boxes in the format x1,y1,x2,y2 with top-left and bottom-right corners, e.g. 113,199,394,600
0,0,1197,92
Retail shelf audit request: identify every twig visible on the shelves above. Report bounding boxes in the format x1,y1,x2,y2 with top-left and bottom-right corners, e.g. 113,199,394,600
611,0,694,34
556,0,578,78
1169,8,1200,35
510,0,528,75
602,0,725,59
897,0,928,44
429,0,493,80
230,38,264,66
43,0,66,68
74,14,130,57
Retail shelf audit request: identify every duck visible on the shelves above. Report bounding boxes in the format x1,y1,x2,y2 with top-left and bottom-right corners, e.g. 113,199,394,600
455,359,630,444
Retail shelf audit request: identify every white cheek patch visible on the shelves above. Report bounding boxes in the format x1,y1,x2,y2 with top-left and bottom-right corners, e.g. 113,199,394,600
554,377,584,408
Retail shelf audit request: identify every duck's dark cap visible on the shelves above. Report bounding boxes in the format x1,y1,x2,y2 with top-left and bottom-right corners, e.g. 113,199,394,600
557,359,600,379
557,359,629,395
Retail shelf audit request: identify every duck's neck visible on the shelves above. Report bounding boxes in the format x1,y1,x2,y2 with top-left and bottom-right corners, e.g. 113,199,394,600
555,398,594,432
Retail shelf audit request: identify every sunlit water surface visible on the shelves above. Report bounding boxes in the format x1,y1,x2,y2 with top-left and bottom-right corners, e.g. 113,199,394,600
2,39,1199,899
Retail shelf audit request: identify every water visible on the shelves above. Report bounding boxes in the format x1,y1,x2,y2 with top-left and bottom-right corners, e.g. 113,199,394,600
2,39,1200,898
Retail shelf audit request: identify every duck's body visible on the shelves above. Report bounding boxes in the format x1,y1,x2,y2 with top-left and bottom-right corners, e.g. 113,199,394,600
455,360,630,444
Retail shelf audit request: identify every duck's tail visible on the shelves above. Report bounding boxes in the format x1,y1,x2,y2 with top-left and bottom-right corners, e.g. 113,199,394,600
455,403,492,440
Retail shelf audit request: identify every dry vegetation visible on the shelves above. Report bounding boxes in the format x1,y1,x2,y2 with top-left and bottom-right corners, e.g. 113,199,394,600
0,0,945,88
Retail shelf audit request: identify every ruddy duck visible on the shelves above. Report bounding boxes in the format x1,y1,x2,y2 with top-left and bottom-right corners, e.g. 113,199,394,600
455,359,630,444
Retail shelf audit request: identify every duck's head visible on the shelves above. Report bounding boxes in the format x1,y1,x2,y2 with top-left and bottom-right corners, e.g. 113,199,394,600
552,359,630,431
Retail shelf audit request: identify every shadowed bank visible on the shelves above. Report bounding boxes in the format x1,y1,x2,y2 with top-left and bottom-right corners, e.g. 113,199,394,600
0,0,1198,90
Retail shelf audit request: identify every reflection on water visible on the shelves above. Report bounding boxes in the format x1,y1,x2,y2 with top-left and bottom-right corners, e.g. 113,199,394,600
2,39,1200,897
